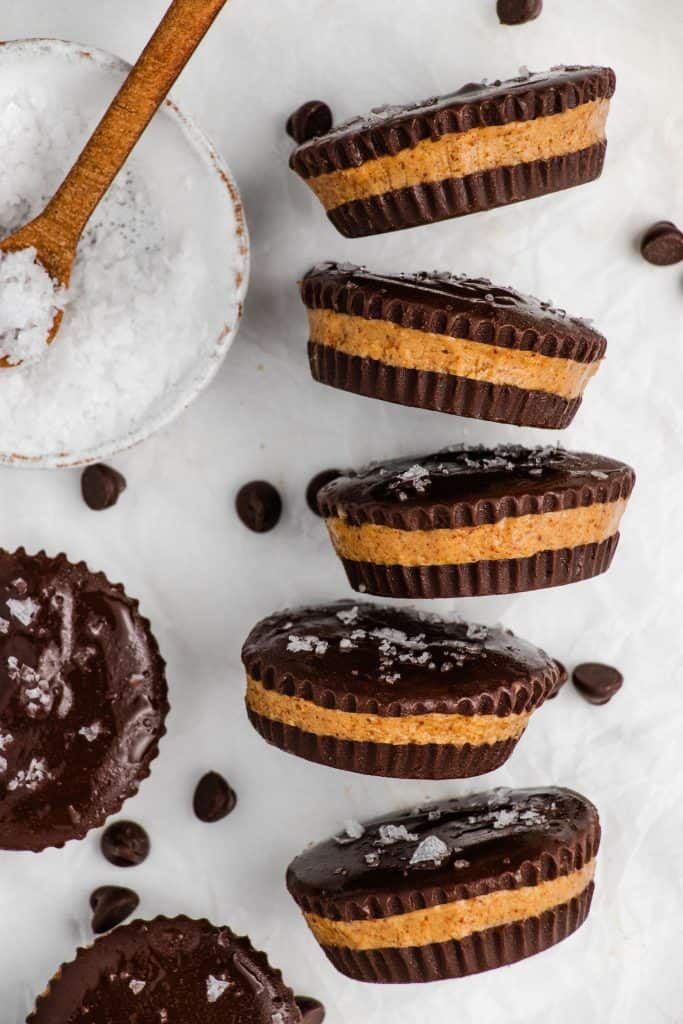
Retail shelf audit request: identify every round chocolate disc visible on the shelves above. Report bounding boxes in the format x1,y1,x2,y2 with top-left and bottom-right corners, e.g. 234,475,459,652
572,662,623,705
0,549,168,852
31,916,301,1023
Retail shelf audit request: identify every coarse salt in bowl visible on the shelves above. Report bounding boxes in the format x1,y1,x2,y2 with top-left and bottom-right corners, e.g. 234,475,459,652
0,39,249,468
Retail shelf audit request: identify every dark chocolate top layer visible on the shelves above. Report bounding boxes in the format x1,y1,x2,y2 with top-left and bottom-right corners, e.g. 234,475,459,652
30,916,301,1024
302,263,606,363
287,787,600,921
318,445,635,530
291,66,616,178
243,601,565,716
0,550,167,852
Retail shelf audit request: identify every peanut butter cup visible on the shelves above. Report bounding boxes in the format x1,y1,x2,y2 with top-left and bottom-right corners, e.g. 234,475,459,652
0,549,167,852
318,445,635,598
30,916,301,1022
302,264,606,428
287,787,600,983
243,602,565,779
290,66,615,237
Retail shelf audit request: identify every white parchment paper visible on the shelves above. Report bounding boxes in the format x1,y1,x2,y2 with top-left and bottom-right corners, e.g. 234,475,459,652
0,1,681,1021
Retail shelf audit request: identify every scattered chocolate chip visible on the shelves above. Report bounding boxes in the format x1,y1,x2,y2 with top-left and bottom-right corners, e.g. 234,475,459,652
296,996,326,1024
236,481,282,533
640,221,683,266
572,662,623,705
286,100,333,144
81,463,127,511
306,468,341,515
497,0,542,24
90,885,139,934
193,771,237,823
101,820,150,868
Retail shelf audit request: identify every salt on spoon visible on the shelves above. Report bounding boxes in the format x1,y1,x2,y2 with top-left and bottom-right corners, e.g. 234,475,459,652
0,0,231,369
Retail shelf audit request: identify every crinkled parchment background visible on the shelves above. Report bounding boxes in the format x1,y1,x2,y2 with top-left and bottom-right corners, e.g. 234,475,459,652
0,1,682,1021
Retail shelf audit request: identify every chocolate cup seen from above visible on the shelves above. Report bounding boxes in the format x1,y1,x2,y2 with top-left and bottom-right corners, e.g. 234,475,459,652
302,263,606,429
0,549,168,852
29,916,302,1023
287,787,600,984
290,66,616,237
317,445,635,599
242,601,566,779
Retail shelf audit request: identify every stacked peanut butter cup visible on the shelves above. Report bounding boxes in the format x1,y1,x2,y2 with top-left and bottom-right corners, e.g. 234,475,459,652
242,65,635,985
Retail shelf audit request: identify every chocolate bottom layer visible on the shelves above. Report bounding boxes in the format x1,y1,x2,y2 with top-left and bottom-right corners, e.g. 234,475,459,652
247,709,521,780
326,142,606,238
339,535,620,598
309,341,581,429
320,883,594,983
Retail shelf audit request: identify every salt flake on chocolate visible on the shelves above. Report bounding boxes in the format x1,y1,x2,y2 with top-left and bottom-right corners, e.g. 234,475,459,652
376,824,419,845
6,596,39,626
206,975,231,1003
410,835,449,866
129,979,146,995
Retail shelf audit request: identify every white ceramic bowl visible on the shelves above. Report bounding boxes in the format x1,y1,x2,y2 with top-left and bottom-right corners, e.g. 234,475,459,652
0,38,249,468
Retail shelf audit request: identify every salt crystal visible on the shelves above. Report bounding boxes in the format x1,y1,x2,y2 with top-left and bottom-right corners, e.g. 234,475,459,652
129,979,146,995
336,606,359,625
287,634,328,655
206,975,231,1003
0,617,9,633
334,820,365,844
0,248,64,365
364,851,381,867
8,757,51,791
6,596,39,625
410,836,449,866
376,824,419,845
79,722,103,743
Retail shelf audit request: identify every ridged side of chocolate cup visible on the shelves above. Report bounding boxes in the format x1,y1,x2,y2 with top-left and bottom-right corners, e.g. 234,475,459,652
319,458,635,531
326,143,606,238
302,266,606,364
291,66,615,178
338,535,620,598
245,646,565,719
29,916,301,1023
317,884,594,983
0,548,168,852
309,341,581,429
247,708,523,780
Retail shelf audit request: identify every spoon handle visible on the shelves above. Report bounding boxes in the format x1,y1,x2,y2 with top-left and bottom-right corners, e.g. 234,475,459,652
44,0,230,246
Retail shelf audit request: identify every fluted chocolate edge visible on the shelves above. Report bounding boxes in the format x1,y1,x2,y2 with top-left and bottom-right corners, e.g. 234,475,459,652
317,885,594,983
337,536,621,598
309,342,583,428
324,143,607,237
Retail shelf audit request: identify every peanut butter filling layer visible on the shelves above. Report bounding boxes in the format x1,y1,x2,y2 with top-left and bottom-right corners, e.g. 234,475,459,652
308,308,600,400
327,499,626,567
246,677,531,746
304,860,596,951
307,99,610,211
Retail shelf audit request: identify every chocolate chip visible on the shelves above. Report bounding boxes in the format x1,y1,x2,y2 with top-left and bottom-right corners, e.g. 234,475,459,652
286,101,333,144
193,771,237,823
81,463,127,511
101,820,150,868
236,481,282,533
497,0,542,24
640,221,683,266
572,663,623,705
295,996,326,1024
306,468,341,515
90,885,139,934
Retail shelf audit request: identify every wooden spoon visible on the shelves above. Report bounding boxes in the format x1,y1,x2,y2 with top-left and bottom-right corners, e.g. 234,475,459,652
0,0,230,367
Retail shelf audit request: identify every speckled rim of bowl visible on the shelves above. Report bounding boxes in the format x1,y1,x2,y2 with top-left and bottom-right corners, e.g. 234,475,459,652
0,38,250,470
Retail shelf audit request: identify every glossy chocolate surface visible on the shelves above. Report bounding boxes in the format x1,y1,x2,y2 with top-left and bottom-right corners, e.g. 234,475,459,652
30,917,301,1023
318,445,635,529
0,550,167,851
243,602,564,715
287,787,599,917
